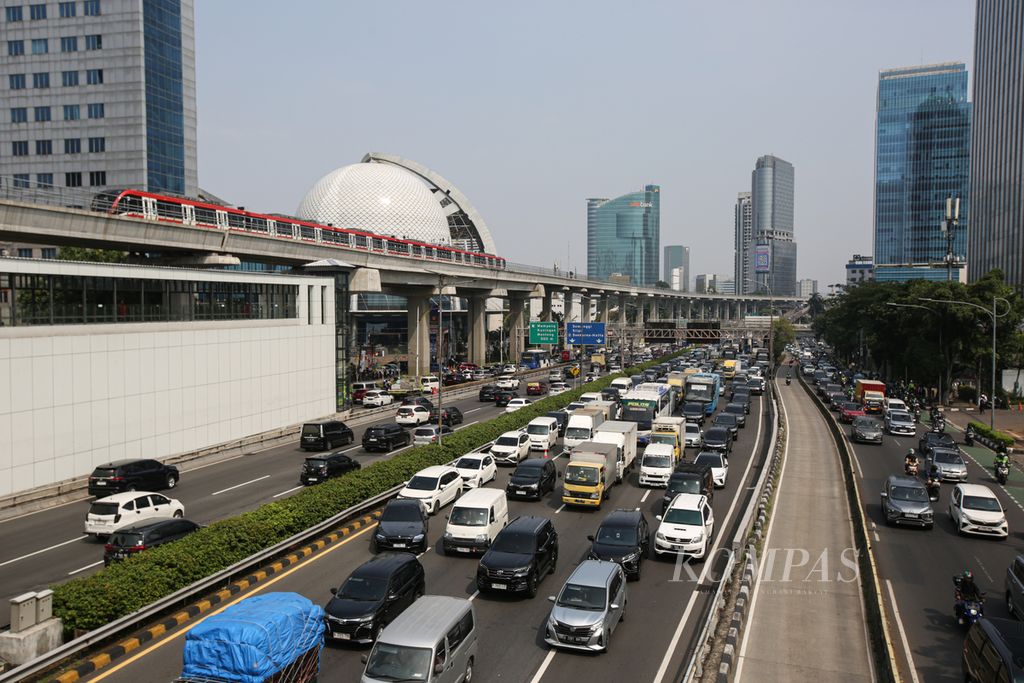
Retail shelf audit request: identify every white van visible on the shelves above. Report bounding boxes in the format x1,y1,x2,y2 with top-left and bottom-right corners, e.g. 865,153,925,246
639,443,676,487
526,416,559,452
442,488,509,555
84,491,185,537
420,376,440,394
610,377,633,393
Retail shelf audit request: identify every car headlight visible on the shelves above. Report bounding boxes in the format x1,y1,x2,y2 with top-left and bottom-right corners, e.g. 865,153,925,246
444,532,454,540
656,532,667,541
375,533,386,541
413,533,425,541
621,551,640,563
589,622,604,633
475,534,489,543
512,566,531,577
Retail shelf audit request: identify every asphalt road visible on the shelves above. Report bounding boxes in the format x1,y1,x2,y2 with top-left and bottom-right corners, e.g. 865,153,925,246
75,393,769,683
804,374,1024,683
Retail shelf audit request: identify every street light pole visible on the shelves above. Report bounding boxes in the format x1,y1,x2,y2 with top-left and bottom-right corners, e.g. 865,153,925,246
743,278,773,375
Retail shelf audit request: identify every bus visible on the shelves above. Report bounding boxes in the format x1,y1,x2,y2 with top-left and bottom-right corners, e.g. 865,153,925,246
620,384,673,443
520,348,552,369
685,373,721,415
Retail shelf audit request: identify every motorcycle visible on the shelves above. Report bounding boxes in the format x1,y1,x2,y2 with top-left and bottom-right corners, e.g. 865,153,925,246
931,419,946,433
996,462,1009,485
953,577,986,626
785,377,791,386
905,460,920,476
926,475,941,501
964,429,975,447
913,408,921,424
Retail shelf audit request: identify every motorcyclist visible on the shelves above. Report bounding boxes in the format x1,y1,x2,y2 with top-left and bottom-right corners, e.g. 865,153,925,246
964,424,975,446
954,570,984,624
926,464,942,498
994,445,1010,480
905,448,919,474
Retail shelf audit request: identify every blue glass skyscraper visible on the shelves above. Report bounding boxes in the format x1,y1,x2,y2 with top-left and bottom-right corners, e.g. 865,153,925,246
587,185,660,285
873,63,971,282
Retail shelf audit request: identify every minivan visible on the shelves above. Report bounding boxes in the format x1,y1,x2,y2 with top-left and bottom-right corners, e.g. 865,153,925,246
361,596,477,683
962,618,1024,682
103,518,200,565
526,416,559,452
442,488,509,555
1006,554,1024,621
326,553,425,644
363,424,412,452
84,491,185,537
300,420,354,451
544,560,626,653
88,459,179,496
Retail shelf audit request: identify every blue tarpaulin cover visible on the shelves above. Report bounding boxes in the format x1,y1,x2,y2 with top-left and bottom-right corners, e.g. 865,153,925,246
180,592,324,683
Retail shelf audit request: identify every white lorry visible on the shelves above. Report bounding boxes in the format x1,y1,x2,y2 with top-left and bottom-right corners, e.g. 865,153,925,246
592,420,638,484
564,407,606,450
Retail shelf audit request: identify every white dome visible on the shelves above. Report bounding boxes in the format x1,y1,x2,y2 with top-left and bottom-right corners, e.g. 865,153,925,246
296,164,451,245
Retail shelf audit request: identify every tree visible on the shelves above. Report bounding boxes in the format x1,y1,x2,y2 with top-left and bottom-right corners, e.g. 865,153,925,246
772,319,795,361
807,292,825,318
58,247,126,263
654,280,671,290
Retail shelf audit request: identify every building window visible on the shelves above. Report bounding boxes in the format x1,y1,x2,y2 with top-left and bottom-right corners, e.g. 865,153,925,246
35,139,52,155
8,40,25,56
13,175,30,189
64,138,81,154
87,103,104,119
88,136,104,153
33,106,50,122
89,171,106,186
12,141,29,157
32,72,49,89
83,0,99,15
6,6,23,21
86,69,103,85
65,172,82,187
9,74,26,90
36,173,53,188
17,248,33,258
29,3,46,19
63,104,80,121
59,1,76,17
84,34,101,50
41,248,57,259
10,107,27,123
61,70,78,87
31,38,47,54
60,36,77,52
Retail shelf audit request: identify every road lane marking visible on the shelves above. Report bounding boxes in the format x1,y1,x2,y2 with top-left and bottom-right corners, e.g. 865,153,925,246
465,407,484,413
886,579,921,683
468,590,480,601
872,530,880,543
210,475,270,496
554,504,566,514
68,560,103,576
528,650,557,683
272,486,303,499
0,536,86,568
640,489,651,503
455,421,479,431
341,445,361,453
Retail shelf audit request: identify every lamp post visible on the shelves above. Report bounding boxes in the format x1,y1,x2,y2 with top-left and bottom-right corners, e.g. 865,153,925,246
940,196,961,283
920,296,1011,431
886,302,943,403
743,278,774,376
428,272,478,445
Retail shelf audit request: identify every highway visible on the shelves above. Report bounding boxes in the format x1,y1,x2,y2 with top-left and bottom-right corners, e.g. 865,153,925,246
74,393,769,683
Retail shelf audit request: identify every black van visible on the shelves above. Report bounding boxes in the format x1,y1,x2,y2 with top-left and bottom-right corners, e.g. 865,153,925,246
104,518,201,565
362,424,412,452
962,617,1024,682
662,465,714,514
300,420,354,451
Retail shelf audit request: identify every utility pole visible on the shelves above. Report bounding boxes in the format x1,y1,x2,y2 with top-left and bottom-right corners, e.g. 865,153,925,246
941,195,960,283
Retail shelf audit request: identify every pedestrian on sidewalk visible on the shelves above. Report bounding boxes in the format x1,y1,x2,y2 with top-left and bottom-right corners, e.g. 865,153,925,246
980,393,988,414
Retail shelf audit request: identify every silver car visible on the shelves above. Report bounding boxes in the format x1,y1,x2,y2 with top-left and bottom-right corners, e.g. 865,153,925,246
411,424,452,446
885,410,916,436
880,474,934,528
851,416,883,444
544,560,626,652
928,448,969,482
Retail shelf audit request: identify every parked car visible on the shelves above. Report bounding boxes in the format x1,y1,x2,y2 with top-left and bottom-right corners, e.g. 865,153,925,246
103,518,200,565
412,424,454,446
587,509,650,581
880,474,933,528
505,398,532,413
299,420,354,451
362,390,394,408
693,451,729,488
324,553,425,643
949,483,1008,538
850,416,883,444
88,459,179,496
654,493,715,560
491,430,531,465
84,491,185,537
543,560,626,652
453,452,498,488
373,499,429,554
476,516,558,597
506,459,558,501
398,465,463,515
429,405,464,427
362,424,413,453
396,405,431,427
300,452,360,485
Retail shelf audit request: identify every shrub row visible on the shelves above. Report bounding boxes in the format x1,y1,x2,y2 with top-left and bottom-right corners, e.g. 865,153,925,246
53,353,683,633
967,420,1015,448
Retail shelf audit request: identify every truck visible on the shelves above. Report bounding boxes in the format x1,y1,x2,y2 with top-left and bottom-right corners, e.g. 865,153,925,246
589,399,620,421
564,407,606,450
592,420,638,482
722,359,738,379
650,416,686,460
176,592,324,683
562,441,618,508
854,379,886,413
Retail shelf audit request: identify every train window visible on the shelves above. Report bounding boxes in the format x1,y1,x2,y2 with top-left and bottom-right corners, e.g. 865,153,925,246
276,223,294,238
371,237,385,251
227,213,245,229
248,217,268,233
194,207,216,226
299,226,316,241
353,234,368,249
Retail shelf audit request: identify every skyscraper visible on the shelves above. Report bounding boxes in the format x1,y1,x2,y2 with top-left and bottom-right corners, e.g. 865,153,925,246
734,192,752,293
663,245,689,291
749,156,797,296
0,0,198,196
873,63,971,282
969,1,1024,286
587,185,660,285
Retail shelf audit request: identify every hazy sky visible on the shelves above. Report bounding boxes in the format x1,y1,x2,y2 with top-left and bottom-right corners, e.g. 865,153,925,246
195,1,975,290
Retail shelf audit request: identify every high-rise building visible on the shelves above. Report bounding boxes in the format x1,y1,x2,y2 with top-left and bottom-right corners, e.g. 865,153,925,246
797,278,818,298
694,273,732,294
0,0,198,196
749,156,797,296
969,1,1024,286
846,254,875,286
663,245,689,291
669,266,686,291
717,277,735,295
873,63,971,283
587,185,660,286
734,192,752,293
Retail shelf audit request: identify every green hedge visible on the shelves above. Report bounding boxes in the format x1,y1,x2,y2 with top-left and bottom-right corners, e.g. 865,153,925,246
967,420,1015,448
53,353,684,633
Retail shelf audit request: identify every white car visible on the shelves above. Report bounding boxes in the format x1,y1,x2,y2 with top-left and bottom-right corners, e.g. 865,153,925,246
453,453,498,488
396,405,430,426
948,483,1008,538
684,423,703,448
420,376,440,394
693,451,729,488
502,364,518,374
490,431,532,464
655,493,715,559
84,491,185,537
883,398,909,418
362,390,394,407
505,398,531,413
398,465,463,515
497,376,521,390
549,382,569,395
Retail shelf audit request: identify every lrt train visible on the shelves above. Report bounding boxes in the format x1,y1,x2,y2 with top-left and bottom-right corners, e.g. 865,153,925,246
90,189,507,269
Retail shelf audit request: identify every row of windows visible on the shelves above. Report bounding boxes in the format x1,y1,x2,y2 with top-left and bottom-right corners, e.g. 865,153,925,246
10,137,105,155
9,170,106,188
14,248,58,259
6,34,100,55
5,1,99,21
8,69,102,89
9,103,104,122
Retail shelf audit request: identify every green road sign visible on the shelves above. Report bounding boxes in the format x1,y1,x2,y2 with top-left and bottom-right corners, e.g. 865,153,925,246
529,321,558,344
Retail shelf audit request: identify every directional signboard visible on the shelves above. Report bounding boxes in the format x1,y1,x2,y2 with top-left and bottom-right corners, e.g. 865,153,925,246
529,321,558,345
566,322,606,345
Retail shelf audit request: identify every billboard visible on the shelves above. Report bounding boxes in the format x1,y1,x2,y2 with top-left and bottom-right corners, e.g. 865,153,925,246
755,245,771,273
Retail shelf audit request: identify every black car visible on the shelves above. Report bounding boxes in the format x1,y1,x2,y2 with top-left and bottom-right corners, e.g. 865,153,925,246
723,403,747,428
682,403,705,425
324,553,425,644
587,509,650,581
494,389,516,407
662,465,714,514
400,396,434,410
545,411,569,437
731,392,752,413
300,420,354,451
478,384,499,402
506,459,558,500
373,499,429,553
712,413,739,440
919,431,956,456
476,516,558,598
702,427,732,456
300,453,360,485
103,518,200,565
429,405,464,426
88,459,179,496
362,424,413,452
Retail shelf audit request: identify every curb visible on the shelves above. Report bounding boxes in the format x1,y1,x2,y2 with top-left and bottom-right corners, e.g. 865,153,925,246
50,511,382,683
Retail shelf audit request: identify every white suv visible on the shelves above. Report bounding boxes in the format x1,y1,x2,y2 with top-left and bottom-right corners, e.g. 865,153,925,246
490,431,531,465
84,491,185,537
398,465,463,515
362,390,394,407
655,493,715,559
396,405,430,426
949,483,1008,538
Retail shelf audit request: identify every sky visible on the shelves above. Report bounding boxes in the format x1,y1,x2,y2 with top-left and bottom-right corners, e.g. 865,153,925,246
194,0,976,291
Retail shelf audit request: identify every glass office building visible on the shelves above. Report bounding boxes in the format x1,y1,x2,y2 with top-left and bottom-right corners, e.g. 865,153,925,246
873,63,971,282
587,185,660,285
969,0,1024,287
749,156,797,296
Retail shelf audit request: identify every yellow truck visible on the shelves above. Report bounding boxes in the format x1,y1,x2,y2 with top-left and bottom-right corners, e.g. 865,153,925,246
649,416,685,460
562,441,617,508
722,359,738,379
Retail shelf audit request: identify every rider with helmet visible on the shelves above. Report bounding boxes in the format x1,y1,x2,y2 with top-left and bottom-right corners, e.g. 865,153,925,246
954,570,984,623
904,448,919,470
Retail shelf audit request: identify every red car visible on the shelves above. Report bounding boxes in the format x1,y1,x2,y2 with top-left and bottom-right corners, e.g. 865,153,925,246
839,402,866,423
526,381,548,396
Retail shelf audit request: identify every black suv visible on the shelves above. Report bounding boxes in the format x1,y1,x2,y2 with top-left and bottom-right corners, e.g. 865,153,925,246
587,509,650,581
723,403,747,428
663,465,714,513
300,453,360,485
682,403,705,425
300,420,354,451
962,618,1024,682
103,518,200,565
477,516,558,598
702,427,733,456
494,389,516,407
506,459,558,500
712,413,739,441
88,459,179,496
324,553,425,643
919,431,956,457
478,384,499,402
429,405,464,427
373,499,429,553
362,424,412,453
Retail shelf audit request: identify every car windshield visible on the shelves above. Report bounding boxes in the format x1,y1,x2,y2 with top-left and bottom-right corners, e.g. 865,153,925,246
565,427,592,440
620,410,652,429
714,415,735,426
496,436,520,447
364,642,432,680
934,451,964,465
455,457,483,470
382,504,421,523
89,502,119,516
301,425,321,437
694,453,723,468
108,532,144,547
491,531,535,554
337,575,388,601
406,476,439,491
595,526,637,546
449,507,488,526
890,413,912,423
565,465,600,485
643,454,673,468
557,583,607,610
890,486,928,502
527,424,550,435
305,459,326,468
664,508,703,525
963,495,1002,512
650,434,675,446
685,425,700,434
668,478,700,496
853,418,879,428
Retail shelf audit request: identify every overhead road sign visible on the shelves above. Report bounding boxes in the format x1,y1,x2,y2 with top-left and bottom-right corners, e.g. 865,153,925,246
566,322,606,345
529,321,558,344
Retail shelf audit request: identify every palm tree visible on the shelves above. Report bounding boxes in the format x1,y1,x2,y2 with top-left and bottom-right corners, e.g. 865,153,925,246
808,292,825,318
